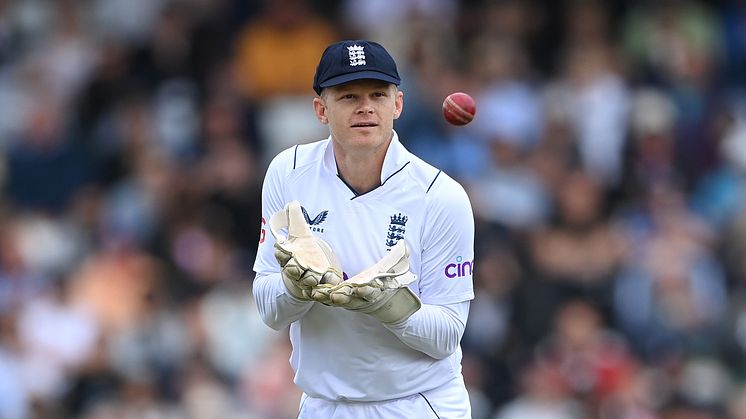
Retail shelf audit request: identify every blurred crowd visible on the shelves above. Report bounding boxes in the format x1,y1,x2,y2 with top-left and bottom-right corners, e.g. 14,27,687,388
0,0,745,418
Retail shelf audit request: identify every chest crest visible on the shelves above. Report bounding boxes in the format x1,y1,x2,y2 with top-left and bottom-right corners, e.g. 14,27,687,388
385,213,408,249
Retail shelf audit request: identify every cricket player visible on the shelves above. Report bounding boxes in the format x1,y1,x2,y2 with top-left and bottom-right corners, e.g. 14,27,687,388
252,39,475,418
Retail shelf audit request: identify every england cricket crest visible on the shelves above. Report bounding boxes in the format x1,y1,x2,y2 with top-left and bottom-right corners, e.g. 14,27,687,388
347,44,366,66
386,213,408,249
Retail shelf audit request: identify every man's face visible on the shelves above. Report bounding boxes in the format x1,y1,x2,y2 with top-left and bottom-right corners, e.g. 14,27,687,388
313,79,403,151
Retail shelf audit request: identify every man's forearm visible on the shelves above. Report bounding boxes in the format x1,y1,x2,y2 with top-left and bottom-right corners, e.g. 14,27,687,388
383,301,469,359
253,272,313,330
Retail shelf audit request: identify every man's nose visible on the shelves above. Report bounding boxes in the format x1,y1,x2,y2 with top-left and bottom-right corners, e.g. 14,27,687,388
356,99,374,114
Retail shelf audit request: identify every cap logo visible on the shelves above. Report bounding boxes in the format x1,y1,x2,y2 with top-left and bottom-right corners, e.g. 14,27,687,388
347,44,366,66
313,40,400,94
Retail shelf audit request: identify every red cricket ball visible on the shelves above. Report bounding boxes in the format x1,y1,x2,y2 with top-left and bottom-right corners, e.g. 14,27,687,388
442,92,476,126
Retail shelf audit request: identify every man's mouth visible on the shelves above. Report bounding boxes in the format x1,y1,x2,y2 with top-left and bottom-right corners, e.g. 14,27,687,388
351,122,378,128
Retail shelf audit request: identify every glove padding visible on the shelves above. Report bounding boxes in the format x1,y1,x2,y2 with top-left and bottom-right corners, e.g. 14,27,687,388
323,240,421,324
269,201,343,301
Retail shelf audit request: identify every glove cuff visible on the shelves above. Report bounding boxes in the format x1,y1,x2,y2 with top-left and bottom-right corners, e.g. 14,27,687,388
355,287,422,324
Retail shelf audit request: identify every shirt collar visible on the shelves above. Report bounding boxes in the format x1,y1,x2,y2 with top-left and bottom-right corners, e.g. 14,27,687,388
323,130,410,184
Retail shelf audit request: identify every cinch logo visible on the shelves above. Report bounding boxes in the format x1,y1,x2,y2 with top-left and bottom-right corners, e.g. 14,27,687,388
445,256,473,279
301,207,328,233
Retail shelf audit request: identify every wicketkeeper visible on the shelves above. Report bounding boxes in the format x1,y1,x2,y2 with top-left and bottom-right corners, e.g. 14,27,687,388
252,39,475,418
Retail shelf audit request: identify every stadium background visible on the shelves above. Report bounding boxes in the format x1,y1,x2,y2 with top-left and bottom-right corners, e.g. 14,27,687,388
0,0,745,418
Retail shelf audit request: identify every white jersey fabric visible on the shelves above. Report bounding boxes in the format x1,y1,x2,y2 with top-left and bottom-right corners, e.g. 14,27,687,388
253,131,475,403
298,375,470,418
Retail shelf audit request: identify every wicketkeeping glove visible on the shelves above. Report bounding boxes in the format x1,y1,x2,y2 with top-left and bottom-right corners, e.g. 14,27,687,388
268,201,343,301
324,240,421,324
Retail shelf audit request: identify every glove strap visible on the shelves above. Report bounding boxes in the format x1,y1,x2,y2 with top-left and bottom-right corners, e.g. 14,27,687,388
269,201,312,244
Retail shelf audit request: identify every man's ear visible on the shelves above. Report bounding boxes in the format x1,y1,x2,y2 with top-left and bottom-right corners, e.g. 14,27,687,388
313,97,329,124
393,90,404,119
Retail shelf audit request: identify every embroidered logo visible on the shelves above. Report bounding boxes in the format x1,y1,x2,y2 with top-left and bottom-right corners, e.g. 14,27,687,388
347,44,366,66
385,213,408,249
301,207,328,233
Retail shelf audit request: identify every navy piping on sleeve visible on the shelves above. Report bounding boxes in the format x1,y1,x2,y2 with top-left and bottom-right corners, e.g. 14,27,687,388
426,170,442,194
293,144,299,169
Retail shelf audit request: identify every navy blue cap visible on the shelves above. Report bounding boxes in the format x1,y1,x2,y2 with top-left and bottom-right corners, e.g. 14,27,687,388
313,40,401,95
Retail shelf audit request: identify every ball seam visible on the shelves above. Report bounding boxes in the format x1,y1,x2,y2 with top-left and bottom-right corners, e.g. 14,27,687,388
444,97,474,124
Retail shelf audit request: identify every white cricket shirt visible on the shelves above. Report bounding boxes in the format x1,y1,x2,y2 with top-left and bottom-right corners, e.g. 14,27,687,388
253,131,475,401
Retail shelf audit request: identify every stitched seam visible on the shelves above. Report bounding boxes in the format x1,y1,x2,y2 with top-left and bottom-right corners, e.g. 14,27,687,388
381,161,410,186
345,161,412,200
426,170,442,194
338,175,361,199
418,393,440,418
